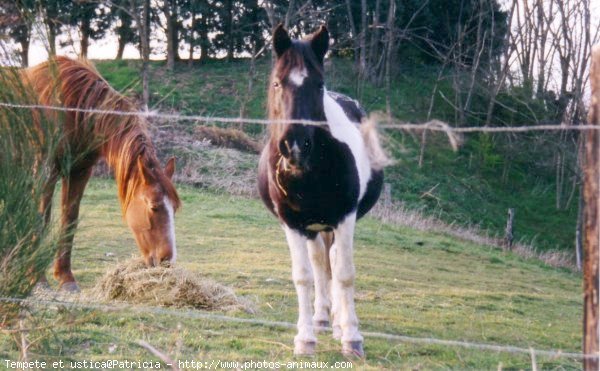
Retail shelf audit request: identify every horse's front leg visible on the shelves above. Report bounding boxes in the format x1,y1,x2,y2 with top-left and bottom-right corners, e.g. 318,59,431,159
54,168,93,292
307,233,331,330
330,212,364,357
31,173,58,288
283,225,317,356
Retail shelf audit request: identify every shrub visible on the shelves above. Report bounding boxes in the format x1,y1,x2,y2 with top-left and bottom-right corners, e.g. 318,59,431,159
0,61,60,326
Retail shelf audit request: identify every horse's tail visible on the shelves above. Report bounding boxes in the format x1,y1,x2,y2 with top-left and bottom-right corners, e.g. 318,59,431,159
360,114,393,171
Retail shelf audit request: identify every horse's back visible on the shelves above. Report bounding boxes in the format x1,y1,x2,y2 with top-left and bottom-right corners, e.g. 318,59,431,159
326,91,367,124
21,57,138,173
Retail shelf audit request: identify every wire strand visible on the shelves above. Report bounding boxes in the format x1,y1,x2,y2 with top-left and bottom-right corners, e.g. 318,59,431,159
1,102,599,132
1,296,596,361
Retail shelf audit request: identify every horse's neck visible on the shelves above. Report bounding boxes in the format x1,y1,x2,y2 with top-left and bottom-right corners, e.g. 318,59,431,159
101,122,149,183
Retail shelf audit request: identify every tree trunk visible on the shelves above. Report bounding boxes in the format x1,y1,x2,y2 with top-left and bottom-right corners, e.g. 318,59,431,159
359,0,367,76
188,10,196,65
80,18,90,58
47,25,57,57
384,0,396,118
226,0,234,62
367,0,381,79
199,14,208,62
19,38,29,67
284,0,295,28
116,38,125,60
171,1,179,62
344,0,359,68
137,0,151,109
164,0,175,71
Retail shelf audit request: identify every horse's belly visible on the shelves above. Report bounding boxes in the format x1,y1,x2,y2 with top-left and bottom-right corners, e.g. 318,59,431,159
277,186,358,235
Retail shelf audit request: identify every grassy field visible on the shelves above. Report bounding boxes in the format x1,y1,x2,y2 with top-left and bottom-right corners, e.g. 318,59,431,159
0,179,583,369
93,59,579,253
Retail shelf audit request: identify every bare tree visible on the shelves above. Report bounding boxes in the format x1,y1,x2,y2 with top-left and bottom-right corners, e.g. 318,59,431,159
162,0,177,71
129,0,151,108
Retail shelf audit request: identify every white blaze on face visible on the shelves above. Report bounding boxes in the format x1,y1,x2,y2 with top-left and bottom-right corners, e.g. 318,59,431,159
323,89,371,199
289,67,308,86
164,196,177,263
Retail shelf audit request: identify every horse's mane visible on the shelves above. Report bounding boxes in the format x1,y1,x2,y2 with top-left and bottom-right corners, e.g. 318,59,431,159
23,56,180,214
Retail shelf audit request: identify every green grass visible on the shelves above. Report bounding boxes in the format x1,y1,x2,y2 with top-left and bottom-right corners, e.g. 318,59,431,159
93,58,578,253
0,179,583,369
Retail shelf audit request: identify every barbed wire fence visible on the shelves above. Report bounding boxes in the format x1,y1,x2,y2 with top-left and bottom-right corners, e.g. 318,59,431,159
0,296,596,362
0,98,597,368
0,50,598,369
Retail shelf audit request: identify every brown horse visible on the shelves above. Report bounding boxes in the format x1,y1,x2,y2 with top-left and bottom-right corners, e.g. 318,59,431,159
20,57,180,291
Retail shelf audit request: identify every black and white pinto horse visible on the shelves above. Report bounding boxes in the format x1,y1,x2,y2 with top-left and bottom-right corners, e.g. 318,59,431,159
258,25,388,357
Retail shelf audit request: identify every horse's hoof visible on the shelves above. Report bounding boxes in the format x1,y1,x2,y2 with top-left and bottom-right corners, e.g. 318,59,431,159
294,340,316,356
314,320,329,332
332,325,342,340
342,341,364,358
59,282,80,293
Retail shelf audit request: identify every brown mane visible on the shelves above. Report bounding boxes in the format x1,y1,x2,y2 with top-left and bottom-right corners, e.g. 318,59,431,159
22,56,180,215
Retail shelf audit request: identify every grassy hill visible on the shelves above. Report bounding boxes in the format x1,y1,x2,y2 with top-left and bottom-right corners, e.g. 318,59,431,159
94,58,578,254
0,180,582,369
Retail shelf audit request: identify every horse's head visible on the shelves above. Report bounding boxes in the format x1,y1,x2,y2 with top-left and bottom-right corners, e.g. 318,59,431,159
125,154,180,267
269,24,329,169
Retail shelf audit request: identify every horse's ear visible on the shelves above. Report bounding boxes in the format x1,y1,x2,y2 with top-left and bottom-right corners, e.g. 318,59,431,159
137,155,155,184
311,25,329,62
164,157,176,179
273,23,292,57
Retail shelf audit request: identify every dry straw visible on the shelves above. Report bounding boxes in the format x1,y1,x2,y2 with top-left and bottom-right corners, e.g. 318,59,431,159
91,258,253,313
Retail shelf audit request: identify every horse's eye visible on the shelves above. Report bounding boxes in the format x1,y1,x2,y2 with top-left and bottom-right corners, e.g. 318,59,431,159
317,82,324,90
150,207,159,212
304,139,310,147
272,81,280,88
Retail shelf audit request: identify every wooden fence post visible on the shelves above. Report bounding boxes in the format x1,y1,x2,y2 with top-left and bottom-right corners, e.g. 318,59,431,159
383,183,392,209
582,45,600,370
504,208,515,250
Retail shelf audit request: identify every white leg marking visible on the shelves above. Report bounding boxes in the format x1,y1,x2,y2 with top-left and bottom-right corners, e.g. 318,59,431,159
323,90,372,199
164,197,177,263
329,241,342,340
283,225,317,354
307,234,331,327
289,67,308,86
330,213,363,345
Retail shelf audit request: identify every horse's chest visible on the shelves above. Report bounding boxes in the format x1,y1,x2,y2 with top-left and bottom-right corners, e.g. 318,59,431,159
275,154,360,233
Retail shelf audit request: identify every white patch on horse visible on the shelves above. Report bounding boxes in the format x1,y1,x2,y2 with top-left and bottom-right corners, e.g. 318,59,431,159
291,141,300,156
283,225,317,353
289,67,308,86
164,196,177,263
329,212,363,347
323,89,371,199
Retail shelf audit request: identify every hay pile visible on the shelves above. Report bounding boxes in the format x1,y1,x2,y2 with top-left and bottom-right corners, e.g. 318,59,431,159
92,259,252,313
194,126,262,154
